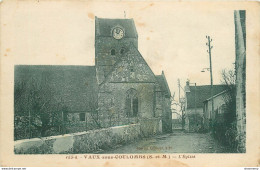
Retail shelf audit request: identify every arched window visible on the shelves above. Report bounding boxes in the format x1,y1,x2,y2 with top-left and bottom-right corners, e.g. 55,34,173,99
120,48,125,54
111,49,115,55
126,88,138,117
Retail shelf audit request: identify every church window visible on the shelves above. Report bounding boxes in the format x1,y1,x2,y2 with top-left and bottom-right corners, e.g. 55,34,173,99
79,113,85,121
111,49,116,55
133,98,138,117
120,48,125,54
126,88,138,117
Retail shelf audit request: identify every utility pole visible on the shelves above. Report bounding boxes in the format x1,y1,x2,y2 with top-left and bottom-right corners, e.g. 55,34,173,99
194,83,197,115
177,79,182,129
177,79,186,130
206,35,214,120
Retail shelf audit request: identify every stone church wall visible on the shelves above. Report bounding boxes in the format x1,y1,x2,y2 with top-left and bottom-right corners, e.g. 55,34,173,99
98,82,156,128
94,18,166,135
95,37,138,84
162,97,172,133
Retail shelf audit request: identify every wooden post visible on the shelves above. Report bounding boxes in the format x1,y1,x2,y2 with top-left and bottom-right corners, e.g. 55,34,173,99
29,111,31,139
85,113,88,131
206,36,214,120
61,111,64,135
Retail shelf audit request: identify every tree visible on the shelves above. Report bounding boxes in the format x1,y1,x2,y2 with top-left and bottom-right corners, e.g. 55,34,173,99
171,97,186,130
211,68,237,151
220,69,236,125
14,74,64,139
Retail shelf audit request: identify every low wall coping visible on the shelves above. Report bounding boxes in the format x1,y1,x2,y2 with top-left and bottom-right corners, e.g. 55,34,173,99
14,123,140,145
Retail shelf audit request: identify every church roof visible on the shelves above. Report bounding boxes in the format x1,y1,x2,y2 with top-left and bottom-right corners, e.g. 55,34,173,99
186,85,228,109
95,17,138,38
14,65,97,114
156,72,171,98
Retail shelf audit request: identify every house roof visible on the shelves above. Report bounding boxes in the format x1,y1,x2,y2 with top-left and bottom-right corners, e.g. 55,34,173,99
203,90,228,102
186,85,228,109
14,65,97,114
95,17,138,38
156,72,171,98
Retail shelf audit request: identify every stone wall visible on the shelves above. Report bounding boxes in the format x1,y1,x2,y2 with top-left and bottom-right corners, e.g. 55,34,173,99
98,82,157,128
14,124,141,154
162,97,172,133
97,40,160,127
95,36,138,84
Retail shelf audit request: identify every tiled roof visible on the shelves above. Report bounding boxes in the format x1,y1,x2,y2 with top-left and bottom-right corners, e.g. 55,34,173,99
95,17,138,38
14,65,97,114
186,85,228,109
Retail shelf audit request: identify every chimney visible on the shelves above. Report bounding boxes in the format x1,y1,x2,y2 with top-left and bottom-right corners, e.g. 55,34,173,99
184,80,191,93
186,80,190,86
162,70,164,75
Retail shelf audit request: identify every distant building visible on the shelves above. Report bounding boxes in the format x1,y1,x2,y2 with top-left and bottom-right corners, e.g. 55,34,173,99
184,81,227,132
14,17,172,139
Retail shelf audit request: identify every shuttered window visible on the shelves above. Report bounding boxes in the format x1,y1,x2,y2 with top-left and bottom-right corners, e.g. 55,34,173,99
79,113,85,121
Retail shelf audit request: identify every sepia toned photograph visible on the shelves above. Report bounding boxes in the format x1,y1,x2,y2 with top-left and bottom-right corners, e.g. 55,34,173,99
0,0,259,167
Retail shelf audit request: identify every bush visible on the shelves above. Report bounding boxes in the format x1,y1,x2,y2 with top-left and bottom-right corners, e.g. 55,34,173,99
212,120,238,152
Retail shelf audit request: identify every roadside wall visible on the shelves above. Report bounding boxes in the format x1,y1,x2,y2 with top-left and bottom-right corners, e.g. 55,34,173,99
14,124,140,154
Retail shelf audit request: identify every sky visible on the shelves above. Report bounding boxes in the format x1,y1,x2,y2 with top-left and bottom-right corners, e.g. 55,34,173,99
4,1,236,101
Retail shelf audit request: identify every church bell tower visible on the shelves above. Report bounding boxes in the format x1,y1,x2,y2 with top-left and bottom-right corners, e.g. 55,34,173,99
95,16,138,84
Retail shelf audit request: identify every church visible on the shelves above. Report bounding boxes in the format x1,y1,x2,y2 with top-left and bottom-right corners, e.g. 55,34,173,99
14,17,172,139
